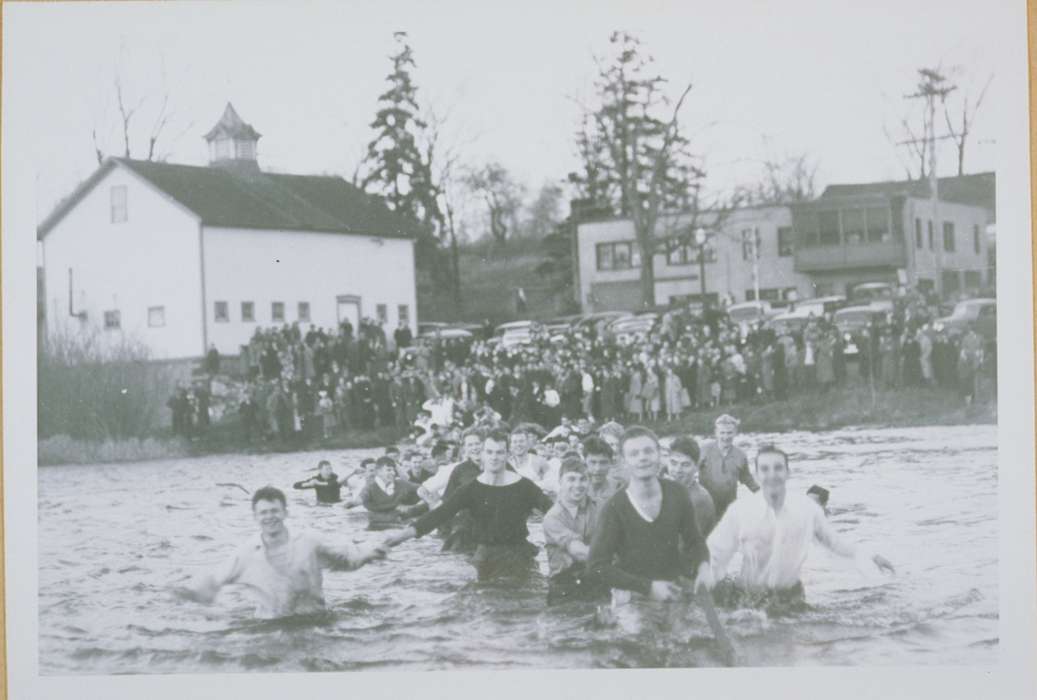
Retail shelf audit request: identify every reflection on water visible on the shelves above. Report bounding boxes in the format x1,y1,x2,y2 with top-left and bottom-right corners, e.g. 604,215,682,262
38,424,998,673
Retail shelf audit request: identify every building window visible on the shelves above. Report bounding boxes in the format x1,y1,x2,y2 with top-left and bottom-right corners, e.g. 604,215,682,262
398,304,410,325
214,138,232,160
667,240,691,265
915,218,923,249
147,306,165,327
214,301,229,322
842,209,865,245
943,222,956,252
595,241,638,271
376,304,388,324
927,220,934,250
235,140,255,160
973,225,981,254
104,310,121,330
964,270,982,289
110,185,127,223
866,207,890,243
746,288,780,302
241,301,255,322
777,227,794,256
298,302,311,322
741,229,761,260
271,302,285,322
818,210,841,246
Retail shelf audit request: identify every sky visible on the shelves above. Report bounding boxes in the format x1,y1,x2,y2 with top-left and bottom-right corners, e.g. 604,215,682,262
6,0,1007,229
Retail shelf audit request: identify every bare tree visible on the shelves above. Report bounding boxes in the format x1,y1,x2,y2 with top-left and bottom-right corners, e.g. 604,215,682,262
943,73,993,176
737,151,818,205
464,162,525,250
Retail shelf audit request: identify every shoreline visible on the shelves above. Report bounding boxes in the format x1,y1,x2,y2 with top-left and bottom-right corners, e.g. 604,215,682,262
37,385,996,467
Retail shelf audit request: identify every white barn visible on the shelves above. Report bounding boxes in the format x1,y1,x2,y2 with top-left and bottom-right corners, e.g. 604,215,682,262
38,104,419,361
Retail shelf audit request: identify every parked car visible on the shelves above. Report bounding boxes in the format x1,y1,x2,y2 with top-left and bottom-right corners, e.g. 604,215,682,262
575,311,634,331
608,313,658,343
767,309,813,336
495,320,537,347
934,298,997,339
418,327,473,341
848,282,896,310
726,300,780,324
833,306,885,356
418,322,450,336
543,314,583,335
792,295,847,317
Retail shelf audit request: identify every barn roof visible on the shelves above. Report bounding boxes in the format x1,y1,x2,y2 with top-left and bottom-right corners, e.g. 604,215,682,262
37,158,422,239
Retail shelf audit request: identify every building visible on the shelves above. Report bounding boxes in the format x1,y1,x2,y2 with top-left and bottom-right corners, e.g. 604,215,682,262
575,205,812,312
573,172,995,311
38,103,419,361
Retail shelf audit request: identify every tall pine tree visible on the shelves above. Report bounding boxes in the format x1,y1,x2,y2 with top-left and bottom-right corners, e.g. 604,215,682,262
362,32,445,280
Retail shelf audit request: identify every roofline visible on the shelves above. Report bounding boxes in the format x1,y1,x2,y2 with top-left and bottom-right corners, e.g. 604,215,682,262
822,171,995,192
37,158,202,239
574,202,790,229
202,224,417,240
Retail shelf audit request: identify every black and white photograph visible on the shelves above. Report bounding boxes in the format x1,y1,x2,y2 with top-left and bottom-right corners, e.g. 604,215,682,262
2,1,1035,698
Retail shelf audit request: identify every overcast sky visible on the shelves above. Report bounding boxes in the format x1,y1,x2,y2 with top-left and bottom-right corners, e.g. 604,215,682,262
7,0,1007,227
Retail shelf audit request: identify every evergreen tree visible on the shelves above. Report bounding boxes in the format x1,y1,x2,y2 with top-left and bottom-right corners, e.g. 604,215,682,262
361,32,445,279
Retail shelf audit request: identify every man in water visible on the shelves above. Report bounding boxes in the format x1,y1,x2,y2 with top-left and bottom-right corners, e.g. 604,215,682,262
668,436,717,536
582,436,623,503
292,460,343,504
542,457,608,604
511,423,558,497
360,457,427,528
806,484,830,515
174,486,387,619
698,414,759,520
418,428,484,507
382,429,553,581
341,457,377,508
708,445,894,611
588,426,713,630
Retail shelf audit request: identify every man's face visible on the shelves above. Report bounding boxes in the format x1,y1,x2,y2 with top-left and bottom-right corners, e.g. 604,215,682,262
253,499,287,536
318,464,332,479
668,452,698,485
552,441,569,459
482,438,509,474
622,436,661,481
462,435,483,462
510,432,528,454
363,463,377,479
755,452,789,497
585,453,612,483
715,423,737,447
377,463,396,482
559,471,589,503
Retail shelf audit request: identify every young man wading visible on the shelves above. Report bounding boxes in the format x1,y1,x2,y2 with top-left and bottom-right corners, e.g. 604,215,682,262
588,426,714,635
382,429,553,581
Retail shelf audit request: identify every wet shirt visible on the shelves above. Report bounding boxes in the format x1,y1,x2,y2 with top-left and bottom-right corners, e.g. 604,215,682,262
698,441,759,517
514,453,559,496
542,497,601,577
201,531,367,619
707,491,857,592
588,479,710,597
413,477,553,546
292,475,343,504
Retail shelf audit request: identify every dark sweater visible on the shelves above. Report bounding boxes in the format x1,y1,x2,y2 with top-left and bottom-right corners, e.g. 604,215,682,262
413,477,553,546
588,479,710,597
362,478,422,526
442,459,481,501
292,475,343,504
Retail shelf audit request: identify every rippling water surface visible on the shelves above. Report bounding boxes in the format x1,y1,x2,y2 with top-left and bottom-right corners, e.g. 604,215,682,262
38,424,998,673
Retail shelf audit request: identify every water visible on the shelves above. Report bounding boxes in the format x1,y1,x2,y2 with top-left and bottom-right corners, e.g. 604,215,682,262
38,424,998,673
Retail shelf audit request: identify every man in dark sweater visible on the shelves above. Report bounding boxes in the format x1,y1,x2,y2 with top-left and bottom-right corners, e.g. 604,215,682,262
383,429,553,580
292,460,344,504
588,426,713,610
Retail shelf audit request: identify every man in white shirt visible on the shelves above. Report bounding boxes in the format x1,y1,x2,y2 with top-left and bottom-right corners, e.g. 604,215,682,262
707,445,894,610
511,424,558,497
174,486,386,619
418,429,483,506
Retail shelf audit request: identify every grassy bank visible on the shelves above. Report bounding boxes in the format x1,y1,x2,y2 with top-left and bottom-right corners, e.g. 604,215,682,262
38,384,996,466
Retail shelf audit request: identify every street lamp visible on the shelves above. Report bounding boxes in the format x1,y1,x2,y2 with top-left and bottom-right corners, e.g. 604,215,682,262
694,227,708,306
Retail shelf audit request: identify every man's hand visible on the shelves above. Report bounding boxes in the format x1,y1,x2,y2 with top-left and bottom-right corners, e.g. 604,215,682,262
649,580,681,602
693,562,715,593
383,526,416,548
364,544,389,564
873,554,895,575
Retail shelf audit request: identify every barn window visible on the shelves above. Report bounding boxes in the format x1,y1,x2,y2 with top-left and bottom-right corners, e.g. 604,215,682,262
241,301,255,322
214,301,229,322
110,185,127,223
272,302,285,322
298,302,311,322
376,304,388,324
398,304,410,325
104,310,121,330
148,306,165,327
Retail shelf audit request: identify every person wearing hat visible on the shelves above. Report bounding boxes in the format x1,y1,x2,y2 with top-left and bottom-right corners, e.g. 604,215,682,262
698,414,759,521
542,457,609,604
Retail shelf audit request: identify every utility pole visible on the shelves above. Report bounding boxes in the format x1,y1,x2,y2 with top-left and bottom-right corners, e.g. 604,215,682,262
904,67,956,297
751,227,761,304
